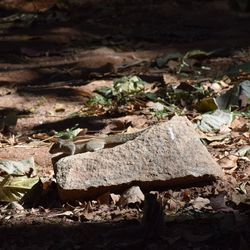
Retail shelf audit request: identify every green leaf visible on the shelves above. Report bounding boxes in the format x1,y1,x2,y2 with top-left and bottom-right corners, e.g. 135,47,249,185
0,175,39,202
113,76,146,96
87,94,112,106
55,126,82,140
95,86,113,98
197,97,218,113
144,92,159,102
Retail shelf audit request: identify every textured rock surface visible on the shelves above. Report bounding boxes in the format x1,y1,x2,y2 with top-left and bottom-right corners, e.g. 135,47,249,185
55,116,223,201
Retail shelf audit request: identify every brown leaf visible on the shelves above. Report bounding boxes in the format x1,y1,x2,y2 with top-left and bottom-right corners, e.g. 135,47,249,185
163,73,179,85
230,116,249,132
78,80,113,97
118,115,149,128
218,155,238,171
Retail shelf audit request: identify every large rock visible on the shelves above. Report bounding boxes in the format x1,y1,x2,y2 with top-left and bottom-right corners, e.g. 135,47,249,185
55,116,223,201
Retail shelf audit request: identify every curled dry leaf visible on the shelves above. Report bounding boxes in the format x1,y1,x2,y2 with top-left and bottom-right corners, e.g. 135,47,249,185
119,115,148,128
189,197,210,210
218,155,238,173
110,193,120,205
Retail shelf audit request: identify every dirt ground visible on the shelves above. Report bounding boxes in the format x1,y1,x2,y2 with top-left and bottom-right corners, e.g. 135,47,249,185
0,0,249,249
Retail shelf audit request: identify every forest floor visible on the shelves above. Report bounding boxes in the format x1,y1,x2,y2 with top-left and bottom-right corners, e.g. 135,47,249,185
0,1,249,249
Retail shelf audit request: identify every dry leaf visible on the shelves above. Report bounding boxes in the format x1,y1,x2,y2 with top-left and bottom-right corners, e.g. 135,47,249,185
163,73,179,85
230,116,248,132
218,155,238,170
110,193,120,205
189,197,210,210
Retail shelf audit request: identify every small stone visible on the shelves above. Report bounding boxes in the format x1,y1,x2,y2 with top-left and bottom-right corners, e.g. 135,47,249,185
118,186,144,207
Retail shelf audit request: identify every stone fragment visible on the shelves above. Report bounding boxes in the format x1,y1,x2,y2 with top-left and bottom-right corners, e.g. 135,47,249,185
118,186,144,207
55,116,223,201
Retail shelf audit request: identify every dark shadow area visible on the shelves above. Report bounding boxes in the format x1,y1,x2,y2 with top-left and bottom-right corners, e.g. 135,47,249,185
0,0,249,88
32,114,127,132
17,85,89,98
0,212,249,250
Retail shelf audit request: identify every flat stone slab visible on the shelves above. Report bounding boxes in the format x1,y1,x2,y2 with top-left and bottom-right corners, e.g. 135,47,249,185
55,116,223,201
